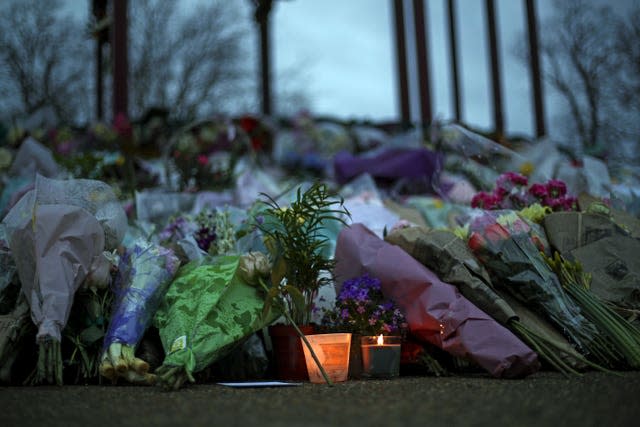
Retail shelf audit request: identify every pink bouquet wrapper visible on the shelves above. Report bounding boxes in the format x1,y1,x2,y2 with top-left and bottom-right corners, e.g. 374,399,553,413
334,223,540,378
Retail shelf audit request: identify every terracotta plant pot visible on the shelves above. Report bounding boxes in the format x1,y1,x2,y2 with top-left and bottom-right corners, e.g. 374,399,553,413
269,324,315,381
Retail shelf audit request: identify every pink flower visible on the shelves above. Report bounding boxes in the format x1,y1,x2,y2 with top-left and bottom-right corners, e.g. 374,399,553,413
546,197,565,211
528,183,547,200
493,186,509,201
471,192,499,209
561,196,578,211
113,112,133,139
197,154,209,166
546,179,567,198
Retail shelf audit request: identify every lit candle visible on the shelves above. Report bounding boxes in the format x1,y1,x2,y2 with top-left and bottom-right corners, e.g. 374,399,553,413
360,335,401,378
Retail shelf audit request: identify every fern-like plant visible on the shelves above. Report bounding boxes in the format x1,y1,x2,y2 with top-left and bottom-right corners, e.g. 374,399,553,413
256,181,350,325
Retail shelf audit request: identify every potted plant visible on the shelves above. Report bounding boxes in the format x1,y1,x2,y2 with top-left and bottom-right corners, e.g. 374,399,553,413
321,273,408,379
253,181,350,382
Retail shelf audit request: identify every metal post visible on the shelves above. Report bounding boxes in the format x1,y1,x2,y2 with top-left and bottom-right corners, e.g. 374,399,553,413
485,0,504,139
111,0,128,120
392,0,411,127
447,0,462,122
254,0,273,116
526,0,546,138
96,43,104,121
413,0,432,127
92,0,107,121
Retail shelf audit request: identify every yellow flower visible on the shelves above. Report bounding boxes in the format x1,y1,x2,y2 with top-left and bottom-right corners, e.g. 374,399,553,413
519,162,535,177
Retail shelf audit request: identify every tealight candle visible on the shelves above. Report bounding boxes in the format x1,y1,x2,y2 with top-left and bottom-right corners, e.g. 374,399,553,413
360,335,401,378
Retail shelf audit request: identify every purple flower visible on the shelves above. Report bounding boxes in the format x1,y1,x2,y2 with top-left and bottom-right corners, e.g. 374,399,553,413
323,273,407,335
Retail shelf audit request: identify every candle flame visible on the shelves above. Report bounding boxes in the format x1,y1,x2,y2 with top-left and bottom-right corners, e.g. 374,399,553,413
377,334,384,345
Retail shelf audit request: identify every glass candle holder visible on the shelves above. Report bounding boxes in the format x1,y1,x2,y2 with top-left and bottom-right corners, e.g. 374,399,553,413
360,335,401,379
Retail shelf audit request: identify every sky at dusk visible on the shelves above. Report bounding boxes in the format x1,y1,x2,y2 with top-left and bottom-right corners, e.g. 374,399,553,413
63,0,634,140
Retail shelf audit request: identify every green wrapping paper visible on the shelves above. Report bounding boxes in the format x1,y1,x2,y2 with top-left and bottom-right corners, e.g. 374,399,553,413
153,255,277,386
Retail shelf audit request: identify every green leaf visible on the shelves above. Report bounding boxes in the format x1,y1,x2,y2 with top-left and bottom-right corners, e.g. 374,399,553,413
271,256,286,287
284,285,306,315
79,325,105,345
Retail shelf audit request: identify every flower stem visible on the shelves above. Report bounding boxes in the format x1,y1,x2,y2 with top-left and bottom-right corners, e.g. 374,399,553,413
259,278,333,386
283,309,334,386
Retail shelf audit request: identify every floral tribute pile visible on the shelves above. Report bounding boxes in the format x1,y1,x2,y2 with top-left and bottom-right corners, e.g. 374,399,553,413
1,112,639,390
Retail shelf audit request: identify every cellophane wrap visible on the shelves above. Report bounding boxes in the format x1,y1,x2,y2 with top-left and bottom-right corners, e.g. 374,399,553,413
2,176,126,342
153,255,277,378
467,210,599,354
103,241,181,349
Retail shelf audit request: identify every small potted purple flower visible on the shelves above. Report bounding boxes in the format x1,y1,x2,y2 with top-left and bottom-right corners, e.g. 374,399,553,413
322,274,407,378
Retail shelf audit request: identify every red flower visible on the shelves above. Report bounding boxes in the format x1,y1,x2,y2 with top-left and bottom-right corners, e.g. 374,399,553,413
484,223,510,245
468,232,487,253
197,154,209,166
530,235,546,253
239,116,258,133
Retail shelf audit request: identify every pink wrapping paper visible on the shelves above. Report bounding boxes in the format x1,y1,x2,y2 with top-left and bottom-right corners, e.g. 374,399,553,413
334,223,540,378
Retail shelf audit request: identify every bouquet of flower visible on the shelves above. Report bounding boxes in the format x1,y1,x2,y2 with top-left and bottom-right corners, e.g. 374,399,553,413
466,210,616,364
169,118,249,191
100,241,181,384
322,274,407,336
471,172,578,212
153,255,278,390
158,208,237,260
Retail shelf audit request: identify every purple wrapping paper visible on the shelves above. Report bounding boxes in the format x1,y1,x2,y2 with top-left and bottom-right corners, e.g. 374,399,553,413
333,147,444,185
334,223,540,378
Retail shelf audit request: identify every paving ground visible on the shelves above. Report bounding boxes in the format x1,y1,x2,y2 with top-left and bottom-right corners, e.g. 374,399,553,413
2,371,640,427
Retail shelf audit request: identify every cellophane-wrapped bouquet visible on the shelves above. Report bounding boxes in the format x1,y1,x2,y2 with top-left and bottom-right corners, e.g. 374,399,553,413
100,241,181,384
466,210,616,364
